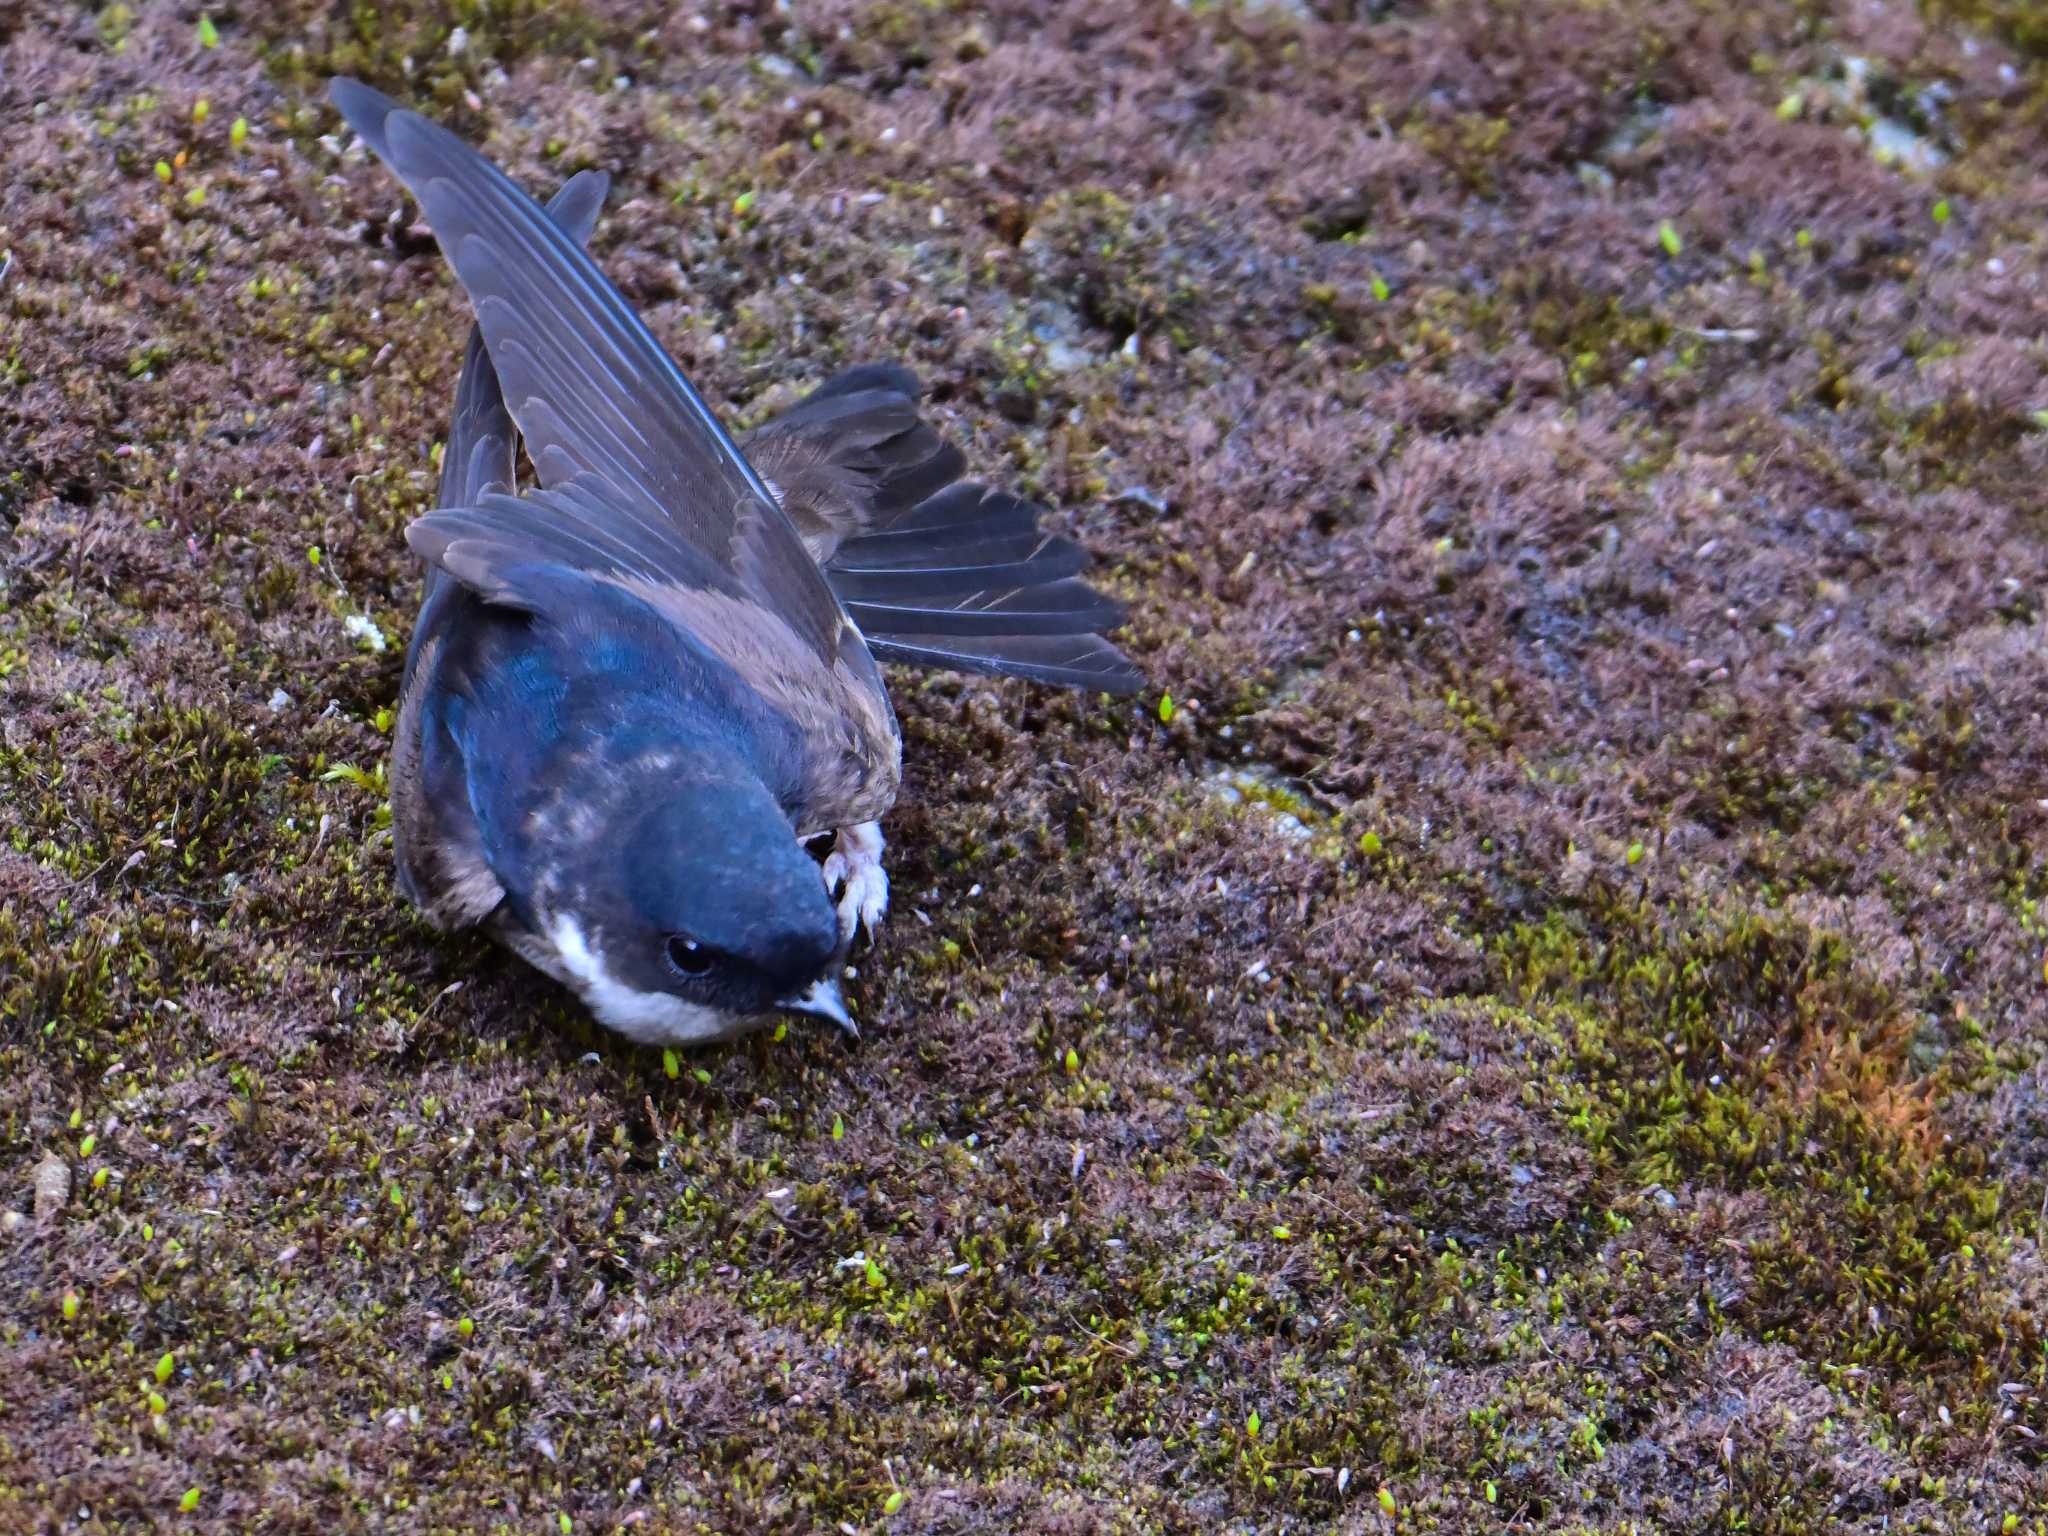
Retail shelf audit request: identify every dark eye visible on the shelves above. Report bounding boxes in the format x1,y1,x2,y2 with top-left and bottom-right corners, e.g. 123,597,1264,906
665,935,713,976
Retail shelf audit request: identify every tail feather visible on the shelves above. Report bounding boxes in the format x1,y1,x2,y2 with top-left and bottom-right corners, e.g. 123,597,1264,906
828,524,1063,572
845,578,1125,638
789,361,923,404
819,466,1142,691
865,632,1142,693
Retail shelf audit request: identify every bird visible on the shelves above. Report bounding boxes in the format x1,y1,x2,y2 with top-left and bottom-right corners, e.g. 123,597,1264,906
329,78,1141,1047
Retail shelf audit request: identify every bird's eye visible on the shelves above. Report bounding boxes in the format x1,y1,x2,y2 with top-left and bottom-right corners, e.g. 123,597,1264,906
665,935,714,976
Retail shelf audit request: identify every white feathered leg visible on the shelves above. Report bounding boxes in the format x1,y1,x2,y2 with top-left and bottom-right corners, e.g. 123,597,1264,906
822,820,888,944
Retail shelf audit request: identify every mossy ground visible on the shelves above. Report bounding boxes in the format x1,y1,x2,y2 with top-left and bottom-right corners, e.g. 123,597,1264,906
4,0,2047,1530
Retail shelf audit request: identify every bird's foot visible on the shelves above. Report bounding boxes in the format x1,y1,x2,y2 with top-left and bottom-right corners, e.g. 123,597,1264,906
822,820,888,945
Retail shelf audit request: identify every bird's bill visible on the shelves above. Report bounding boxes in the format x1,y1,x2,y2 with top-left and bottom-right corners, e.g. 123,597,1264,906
778,974,858,1040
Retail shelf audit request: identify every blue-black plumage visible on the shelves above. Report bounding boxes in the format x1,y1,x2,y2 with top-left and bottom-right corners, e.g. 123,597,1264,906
334,78,1140,1046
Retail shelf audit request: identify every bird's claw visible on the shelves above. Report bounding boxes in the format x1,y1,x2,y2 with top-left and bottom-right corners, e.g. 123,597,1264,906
823,820,888,945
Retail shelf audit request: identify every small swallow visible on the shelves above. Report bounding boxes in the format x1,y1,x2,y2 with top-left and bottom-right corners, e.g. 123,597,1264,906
330,79,1141,1046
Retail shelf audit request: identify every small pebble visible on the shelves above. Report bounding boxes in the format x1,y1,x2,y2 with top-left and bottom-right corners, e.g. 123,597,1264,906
33,1154,70,1220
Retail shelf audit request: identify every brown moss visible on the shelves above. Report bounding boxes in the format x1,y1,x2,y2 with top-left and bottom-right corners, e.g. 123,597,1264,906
4,0,2048,1530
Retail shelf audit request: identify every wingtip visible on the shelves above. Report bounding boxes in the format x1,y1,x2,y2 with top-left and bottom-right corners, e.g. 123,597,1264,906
327,75,382,120
328,76,404,159
1083,655,1146,697
402,515,452,568
548,169,611,249
865,633,1147,695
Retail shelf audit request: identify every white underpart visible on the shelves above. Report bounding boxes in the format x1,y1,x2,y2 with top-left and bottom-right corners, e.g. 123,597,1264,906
545,913,742,1045
822,820,888,944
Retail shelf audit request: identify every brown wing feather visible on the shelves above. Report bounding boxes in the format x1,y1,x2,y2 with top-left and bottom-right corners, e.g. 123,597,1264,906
330,78,890,716
390,626,507,928
741,368,965,563
742,365,1144,695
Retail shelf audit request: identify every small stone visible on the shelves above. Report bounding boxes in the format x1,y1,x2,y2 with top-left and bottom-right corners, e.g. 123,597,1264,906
33,1154,69,1221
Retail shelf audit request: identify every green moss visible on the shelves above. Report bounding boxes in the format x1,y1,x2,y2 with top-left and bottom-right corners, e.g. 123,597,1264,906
1494,902,2026,1390
1924,0,2048,57
1023,187,1199,341
1479,268,1676,392
258,0,607,99
1402,111,1513,196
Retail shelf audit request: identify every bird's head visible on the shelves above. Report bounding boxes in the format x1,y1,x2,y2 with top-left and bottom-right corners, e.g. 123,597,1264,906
528,761,851,1046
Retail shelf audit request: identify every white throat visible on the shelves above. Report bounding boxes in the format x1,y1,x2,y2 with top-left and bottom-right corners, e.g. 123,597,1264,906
544,913,748,1045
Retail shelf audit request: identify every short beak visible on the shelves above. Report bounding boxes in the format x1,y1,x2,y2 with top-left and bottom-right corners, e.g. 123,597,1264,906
778,973,859,1041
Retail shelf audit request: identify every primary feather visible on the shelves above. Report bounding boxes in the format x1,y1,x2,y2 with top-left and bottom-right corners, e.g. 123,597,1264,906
745,381,1144,694
330,77,880,691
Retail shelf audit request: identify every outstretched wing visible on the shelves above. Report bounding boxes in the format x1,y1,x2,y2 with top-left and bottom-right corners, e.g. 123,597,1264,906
438,169,610,510
405,168,612,706
739,363,966,563
329,77,884,710
744,366,1144,694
